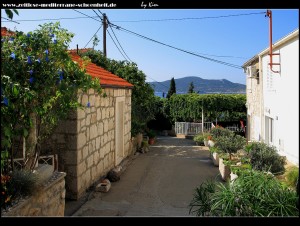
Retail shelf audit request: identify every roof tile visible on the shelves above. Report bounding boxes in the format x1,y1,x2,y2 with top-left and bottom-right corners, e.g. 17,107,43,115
69,52,133,89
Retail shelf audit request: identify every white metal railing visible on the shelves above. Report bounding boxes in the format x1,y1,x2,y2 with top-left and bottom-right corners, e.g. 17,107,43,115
175,122,212,135
7,154,58,171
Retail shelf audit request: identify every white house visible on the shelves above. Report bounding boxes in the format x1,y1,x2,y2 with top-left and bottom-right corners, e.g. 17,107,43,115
242,29,299,166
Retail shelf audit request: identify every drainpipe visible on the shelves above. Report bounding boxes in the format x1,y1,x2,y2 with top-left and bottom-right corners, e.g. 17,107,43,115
266,10,280,73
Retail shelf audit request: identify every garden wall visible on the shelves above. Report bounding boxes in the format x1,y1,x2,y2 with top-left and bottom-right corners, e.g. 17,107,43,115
2,172,66,217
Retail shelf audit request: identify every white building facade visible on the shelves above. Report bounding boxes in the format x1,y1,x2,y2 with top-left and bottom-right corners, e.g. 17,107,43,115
243,29,299,166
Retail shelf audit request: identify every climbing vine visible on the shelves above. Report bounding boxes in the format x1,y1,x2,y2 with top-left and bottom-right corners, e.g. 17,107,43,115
168,93,246,122
1,22,101,172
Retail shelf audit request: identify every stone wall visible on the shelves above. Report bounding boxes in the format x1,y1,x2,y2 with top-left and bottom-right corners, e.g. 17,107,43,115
2,172,66,217
43,87,132,200
246,62,261,141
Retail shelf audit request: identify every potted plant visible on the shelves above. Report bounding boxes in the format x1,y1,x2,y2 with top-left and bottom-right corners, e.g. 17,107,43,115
209,146,221,166
193,133,205,146
147,130,156,145
207,135,215,147
213,133,246,181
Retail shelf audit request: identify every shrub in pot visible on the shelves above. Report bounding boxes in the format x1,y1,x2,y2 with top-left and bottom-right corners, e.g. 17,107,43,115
244,142,286,175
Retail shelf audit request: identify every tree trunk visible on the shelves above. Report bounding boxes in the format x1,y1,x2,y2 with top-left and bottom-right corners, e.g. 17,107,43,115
24,112,37,170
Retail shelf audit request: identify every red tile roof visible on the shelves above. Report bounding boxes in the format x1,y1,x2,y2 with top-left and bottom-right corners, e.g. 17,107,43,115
1,27,14,37
69,52,133,89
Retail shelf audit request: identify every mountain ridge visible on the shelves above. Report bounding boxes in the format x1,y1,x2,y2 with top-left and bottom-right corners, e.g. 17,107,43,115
148,76,246,94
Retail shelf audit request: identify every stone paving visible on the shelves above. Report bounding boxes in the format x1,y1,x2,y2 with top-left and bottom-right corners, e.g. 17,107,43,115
67,136,220,216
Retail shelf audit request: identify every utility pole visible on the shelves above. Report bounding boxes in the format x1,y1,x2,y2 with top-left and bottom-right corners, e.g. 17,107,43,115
103,13,107,57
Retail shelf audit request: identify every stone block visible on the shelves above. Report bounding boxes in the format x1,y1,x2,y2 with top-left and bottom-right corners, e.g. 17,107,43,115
86,127,90,141
101,108,106,119
87,155,94,168
66,134,77,150
82,145,89,160
95,179,111,192
100,147,105,159
90,124,98,139
91,113,97,124
108,119,114,131
86,114,91,126
77,132,86,149
96,108,101,121
105,108,109,118
97,122,104,136
103,133,108,144
88,88,95,95
93,152,100,165
96,137,101,150
104,120,108,133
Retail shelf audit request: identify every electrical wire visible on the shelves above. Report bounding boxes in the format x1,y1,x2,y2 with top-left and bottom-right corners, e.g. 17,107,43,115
72,9,101,22
84,25,103,49
109,23,242,69
1,16,99,22
111,12,266,23
107,21,132,62
1,17,20,24
107,29,130,62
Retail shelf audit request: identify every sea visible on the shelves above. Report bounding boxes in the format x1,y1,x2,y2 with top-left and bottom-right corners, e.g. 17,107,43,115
154,91,187,98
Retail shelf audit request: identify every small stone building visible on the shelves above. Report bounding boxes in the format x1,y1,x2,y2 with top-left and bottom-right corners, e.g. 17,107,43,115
44,51,134,199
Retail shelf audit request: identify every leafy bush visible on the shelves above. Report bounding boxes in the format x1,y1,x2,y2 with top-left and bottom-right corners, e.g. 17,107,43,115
168,93,246,122
245,142,286,174
193,133,204,145
285,166,299,190
214,133,246,157
193,132,210,145
146,130,156,138
210,126,233,139
1,23,101,171
189,179,216,216
189,170,299,216
1,170,38,210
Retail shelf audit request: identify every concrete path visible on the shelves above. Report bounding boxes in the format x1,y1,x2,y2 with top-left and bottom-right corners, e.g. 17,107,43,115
71,136,220,217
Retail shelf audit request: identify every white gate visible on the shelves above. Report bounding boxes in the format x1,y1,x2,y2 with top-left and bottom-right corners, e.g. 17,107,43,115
175,122,212,135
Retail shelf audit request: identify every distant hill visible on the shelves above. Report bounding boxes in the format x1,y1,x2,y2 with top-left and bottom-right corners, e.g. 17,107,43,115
148,76,246,94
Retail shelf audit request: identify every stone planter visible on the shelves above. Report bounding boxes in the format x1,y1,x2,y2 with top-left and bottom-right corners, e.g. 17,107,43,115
2,172,66,217
219,158,231,181
212,152,219,166
230,172,238,181
208,140,215,148
204,140,209,147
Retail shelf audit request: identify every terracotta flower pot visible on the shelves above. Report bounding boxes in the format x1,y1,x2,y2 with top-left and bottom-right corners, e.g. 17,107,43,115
148,138,155,145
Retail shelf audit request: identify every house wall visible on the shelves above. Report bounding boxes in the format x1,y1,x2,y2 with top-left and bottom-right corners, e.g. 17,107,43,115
261,36,299,165
245,62,261,141
43,87,132,199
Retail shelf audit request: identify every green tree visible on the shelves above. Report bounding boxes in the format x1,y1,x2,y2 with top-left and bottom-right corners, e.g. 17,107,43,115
92,35,99,50
5,9,19,20
166,77,176,99
1,22,101,172
188,81,195,93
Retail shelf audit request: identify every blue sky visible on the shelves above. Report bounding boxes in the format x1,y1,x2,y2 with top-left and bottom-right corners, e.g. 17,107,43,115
1,9,298,84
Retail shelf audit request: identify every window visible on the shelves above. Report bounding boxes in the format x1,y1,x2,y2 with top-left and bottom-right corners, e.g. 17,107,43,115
265,116,274,145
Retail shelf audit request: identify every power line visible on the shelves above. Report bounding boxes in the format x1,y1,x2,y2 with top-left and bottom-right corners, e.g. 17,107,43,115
107,29,130,61
72,9,101,23
1,17,20,24
109,23,242,69
1,15,99,22
107,20,132,62
84,25,102,49
111,11,266,23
